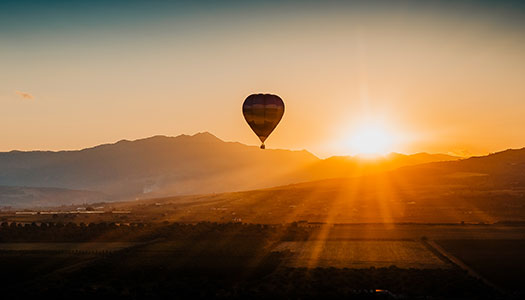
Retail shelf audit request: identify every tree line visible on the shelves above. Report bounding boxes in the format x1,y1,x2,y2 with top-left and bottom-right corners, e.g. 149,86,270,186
0,221,312,242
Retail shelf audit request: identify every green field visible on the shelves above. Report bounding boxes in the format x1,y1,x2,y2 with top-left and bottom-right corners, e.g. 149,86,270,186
273,240,448,269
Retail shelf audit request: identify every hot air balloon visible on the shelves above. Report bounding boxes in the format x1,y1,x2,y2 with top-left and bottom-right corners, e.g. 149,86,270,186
242,93,285,149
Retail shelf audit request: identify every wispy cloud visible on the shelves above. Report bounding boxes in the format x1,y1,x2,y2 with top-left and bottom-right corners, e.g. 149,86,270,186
15,90,34,100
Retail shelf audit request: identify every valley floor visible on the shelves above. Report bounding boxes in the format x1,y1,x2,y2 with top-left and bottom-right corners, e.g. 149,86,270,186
0,222,523,298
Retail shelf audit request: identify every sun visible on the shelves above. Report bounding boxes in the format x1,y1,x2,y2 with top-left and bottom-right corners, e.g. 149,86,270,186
348,125,394,156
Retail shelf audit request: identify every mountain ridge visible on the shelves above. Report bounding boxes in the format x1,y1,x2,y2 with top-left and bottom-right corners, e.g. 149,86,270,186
0,133,319,206
0,132,490,208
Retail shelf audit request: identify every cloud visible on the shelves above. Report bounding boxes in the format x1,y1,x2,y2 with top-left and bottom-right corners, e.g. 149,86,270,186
15,90,34,100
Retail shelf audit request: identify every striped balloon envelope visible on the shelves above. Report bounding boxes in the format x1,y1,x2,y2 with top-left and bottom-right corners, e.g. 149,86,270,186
242,94,285,149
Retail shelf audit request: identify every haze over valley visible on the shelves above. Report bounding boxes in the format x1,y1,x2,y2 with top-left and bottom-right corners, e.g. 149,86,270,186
2,132,523,226
0,132,460,208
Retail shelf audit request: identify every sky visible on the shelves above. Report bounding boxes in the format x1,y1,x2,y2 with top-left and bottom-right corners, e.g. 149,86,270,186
1,0,525,158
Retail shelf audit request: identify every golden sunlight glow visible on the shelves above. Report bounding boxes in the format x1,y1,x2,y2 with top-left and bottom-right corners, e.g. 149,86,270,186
348,124,394,155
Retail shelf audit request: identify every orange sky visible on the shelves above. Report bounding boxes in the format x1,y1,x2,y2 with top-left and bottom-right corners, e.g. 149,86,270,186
1,2,525,158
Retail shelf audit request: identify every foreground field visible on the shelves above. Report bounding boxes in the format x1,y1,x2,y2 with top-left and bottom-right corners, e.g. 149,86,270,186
437,239,525,294
320,224,525,240
0,242,135,252
1,222,521,298
273,240,447,269
0,251,494,299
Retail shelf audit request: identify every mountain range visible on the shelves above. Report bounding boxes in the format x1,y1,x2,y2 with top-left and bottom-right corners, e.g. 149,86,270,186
1,132,460,207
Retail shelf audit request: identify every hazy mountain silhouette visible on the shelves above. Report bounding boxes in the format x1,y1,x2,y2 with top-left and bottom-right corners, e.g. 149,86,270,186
391,148,525,191
109,148,525,224
0,132,460,207
0,133,316,203
300,152,459,181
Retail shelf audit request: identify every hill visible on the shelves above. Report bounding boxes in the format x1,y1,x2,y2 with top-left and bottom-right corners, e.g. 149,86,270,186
396,148,525,187
0,133,317,203
104,148,525,224
300,152,459,181
0,132,459,207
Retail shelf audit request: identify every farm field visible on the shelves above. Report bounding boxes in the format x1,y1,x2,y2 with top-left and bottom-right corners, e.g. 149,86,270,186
0,222,508,298
322,224,525,240
273,240,448,269
0,252,99,290
0,242,136,252
436,239,525,292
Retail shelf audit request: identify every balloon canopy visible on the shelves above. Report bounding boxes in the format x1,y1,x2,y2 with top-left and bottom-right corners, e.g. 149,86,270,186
242,94,285,149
